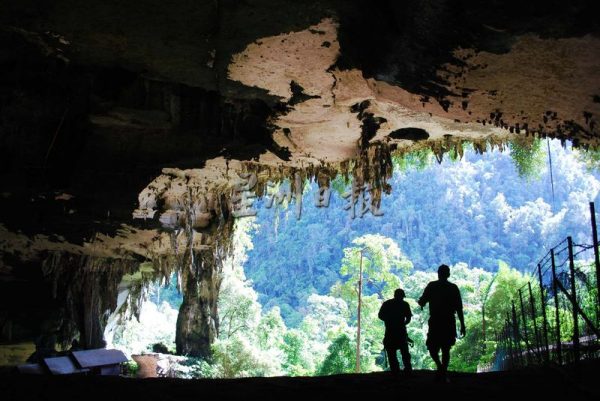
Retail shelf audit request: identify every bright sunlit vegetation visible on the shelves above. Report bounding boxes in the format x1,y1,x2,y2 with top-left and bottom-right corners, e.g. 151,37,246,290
110,139,600,378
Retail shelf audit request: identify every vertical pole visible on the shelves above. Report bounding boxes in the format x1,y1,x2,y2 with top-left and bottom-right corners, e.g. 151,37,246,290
547,138,556,211
498,330,504,370
550,249,563,365
499,331,505,370
481,275,498,343
538,263,550,364
356,250,363,374
506,327,512,370
506,315,514,369
518,289,531,364
567,237,580,362
590,202,600,313
482,304,486,342
501,328,506,370
528,282,541,363
511,301,522,367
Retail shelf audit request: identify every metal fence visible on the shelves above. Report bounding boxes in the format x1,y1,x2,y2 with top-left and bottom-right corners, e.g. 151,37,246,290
492,202,600,370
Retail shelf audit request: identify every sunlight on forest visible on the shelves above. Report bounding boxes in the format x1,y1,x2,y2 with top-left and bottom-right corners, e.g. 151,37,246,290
109,139,600,378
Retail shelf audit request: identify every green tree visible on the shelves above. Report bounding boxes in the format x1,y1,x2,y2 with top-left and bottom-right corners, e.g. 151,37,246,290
392,148,434,171
218,265,262,339
211,335,282,378
301,294,350,342
449,313,485,372
575,146,600,172
281,329,314,376
485,261,530,335
207,218,288,378
295,294,352,375
317,334,355,375
257,307,287,351
333,234,413,308
508,137,545,180
329,234,413,371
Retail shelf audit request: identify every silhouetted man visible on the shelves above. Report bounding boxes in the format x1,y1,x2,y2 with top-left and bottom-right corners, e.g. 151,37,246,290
378,288,412,375
418,264,465,382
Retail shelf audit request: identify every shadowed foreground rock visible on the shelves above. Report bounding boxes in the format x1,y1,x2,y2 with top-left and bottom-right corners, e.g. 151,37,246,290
1,360,598,401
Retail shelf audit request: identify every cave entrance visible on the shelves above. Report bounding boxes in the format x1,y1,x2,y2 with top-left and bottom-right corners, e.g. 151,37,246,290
104,138,600,378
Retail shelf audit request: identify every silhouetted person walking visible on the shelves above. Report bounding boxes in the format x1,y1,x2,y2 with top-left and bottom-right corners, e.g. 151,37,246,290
378,288,412,375
418,264,465,382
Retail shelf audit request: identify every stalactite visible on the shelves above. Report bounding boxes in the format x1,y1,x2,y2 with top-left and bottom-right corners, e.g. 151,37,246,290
127,131,547,359
41,252,140,349
390,134,518,163
238,141,394,209
150,177,236,358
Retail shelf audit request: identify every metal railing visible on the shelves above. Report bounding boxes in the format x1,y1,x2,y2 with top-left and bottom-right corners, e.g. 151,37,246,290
490,202,600,370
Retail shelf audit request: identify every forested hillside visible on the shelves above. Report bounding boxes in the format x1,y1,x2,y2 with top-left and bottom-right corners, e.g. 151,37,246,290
244,140,600,326
113,140,600,377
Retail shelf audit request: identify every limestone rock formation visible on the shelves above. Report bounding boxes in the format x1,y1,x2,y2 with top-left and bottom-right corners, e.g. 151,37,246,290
0,0,598,360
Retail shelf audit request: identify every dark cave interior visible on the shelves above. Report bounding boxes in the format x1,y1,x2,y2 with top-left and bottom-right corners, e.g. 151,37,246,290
0,0,599,398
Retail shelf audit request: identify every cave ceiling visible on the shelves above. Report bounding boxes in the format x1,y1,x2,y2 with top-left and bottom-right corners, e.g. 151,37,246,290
1,0,599,270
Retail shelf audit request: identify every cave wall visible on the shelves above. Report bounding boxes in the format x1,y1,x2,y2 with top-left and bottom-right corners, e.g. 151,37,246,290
1,0,599,361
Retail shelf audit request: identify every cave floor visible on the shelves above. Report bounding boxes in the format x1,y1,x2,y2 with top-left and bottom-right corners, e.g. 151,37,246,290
1,359,598,401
